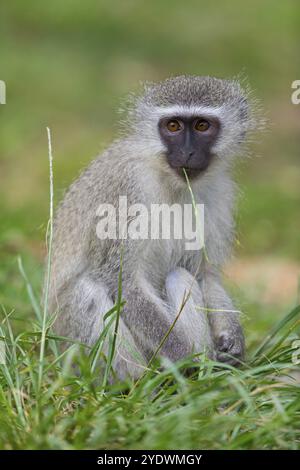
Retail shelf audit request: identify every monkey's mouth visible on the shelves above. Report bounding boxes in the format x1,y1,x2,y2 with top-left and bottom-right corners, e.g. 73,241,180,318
174,166,206,180
164,153,211,180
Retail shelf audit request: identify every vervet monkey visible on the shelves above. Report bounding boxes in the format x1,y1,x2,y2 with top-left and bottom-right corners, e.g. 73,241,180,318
48,75,256,380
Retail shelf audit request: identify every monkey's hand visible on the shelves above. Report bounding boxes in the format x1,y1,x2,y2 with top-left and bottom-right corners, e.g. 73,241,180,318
210,313,245,366
202,268,245,366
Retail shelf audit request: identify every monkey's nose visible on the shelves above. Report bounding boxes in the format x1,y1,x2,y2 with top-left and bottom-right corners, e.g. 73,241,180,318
185,151,194,163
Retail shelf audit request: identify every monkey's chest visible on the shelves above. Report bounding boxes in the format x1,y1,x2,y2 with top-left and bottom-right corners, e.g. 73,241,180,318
142,237,201,279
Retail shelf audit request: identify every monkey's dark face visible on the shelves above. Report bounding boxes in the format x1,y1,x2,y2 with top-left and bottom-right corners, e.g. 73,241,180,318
158,116,220,179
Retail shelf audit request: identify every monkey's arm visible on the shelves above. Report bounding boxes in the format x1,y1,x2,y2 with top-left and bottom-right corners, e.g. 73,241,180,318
201,265,245,365
122,279,194,363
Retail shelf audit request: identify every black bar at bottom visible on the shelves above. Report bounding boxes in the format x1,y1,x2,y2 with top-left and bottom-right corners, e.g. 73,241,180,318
0,450,297,466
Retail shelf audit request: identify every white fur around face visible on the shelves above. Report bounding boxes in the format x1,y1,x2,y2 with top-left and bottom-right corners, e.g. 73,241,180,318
148,104,225,120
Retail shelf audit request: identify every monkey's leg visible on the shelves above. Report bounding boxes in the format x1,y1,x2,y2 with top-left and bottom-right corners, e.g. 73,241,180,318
165,267,214,358
53,276,146,381
201,267,245,366
121,279,195,363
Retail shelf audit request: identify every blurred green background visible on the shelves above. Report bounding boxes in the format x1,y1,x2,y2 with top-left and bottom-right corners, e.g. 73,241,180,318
0,1,299,340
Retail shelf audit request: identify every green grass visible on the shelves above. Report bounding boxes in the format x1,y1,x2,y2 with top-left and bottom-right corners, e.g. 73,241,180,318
1,271,300,449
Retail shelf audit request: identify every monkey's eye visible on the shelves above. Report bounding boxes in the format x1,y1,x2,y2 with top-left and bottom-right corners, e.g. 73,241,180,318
166,120,181,132
195,119,210,132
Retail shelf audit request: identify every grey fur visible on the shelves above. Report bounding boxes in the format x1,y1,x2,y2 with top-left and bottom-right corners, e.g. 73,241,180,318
47,75,255,379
